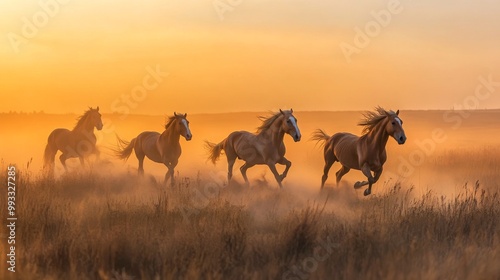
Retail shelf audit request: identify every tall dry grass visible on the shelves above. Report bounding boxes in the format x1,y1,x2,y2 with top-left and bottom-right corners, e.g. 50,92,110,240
0,162,499,280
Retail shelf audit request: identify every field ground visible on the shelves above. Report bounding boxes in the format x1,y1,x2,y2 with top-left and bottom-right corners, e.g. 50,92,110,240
0,110,499,279
0,167,499,279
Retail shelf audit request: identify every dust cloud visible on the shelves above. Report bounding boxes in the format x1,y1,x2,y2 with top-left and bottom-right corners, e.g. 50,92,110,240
1,110,500,201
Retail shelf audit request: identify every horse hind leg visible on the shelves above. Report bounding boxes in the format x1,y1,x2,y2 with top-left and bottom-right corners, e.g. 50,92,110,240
225,148,237,183
335,165,350,186
135,150,145,176
240,162,255,186
227,156,236,182
137,156,145,176
59,154,68,171
43,144,57,172
321,153,336,188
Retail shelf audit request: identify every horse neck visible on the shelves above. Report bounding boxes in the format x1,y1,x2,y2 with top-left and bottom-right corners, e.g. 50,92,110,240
366,120,390,151
261,119,285,146
161,124,181,147
74,117,95,133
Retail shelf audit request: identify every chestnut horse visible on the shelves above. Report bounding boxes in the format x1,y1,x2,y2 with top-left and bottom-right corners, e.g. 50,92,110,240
115,113,192,186
205,109,301,188
311,107,406,195
44,107,103,172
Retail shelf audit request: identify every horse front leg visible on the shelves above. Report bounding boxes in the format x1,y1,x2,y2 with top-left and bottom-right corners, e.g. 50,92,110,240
164,167,175,187
277,157,292,181
267,162,283,189
360,163,375,196
164,160,177,187
365,168,383,195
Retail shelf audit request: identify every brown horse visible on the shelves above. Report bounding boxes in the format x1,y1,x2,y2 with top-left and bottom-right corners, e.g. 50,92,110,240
115,113,192,186
311,107,406,196
44,107,103,171
205,109,301,188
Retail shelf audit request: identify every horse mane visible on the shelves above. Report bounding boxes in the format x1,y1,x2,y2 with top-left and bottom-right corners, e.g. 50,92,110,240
358,106,396,135
256,111,283,133
165,115,177,130
74,108,94,130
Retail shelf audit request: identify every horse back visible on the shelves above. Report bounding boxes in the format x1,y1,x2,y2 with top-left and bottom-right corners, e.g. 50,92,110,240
48,128,70,139
135,131,163,162
331,132,361,169
226,131,255,155
227,130,284,164
48,128,72,148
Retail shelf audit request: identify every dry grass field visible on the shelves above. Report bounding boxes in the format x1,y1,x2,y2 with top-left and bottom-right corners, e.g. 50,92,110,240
0,111,499,279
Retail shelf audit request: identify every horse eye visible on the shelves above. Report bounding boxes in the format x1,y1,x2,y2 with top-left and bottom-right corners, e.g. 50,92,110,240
391,122,396,125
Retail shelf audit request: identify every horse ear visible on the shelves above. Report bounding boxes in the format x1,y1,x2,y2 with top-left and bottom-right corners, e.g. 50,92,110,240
290,108,293,113
279,109,284,115
184,113,187,118
97,106,99,112
174,112,177,117
396,110,399,116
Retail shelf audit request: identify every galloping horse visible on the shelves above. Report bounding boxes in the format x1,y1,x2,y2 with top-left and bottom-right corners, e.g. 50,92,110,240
115,113,192,186
311,107,406,196
44,107,103,171
205,109,301,188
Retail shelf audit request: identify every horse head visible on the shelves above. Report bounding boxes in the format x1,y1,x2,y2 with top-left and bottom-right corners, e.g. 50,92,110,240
173,112,192,141
385,110,406,145
89,106,103,131
279,109,301,142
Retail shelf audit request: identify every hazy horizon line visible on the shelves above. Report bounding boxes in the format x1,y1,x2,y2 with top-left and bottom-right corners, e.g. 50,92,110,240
2,108,500,116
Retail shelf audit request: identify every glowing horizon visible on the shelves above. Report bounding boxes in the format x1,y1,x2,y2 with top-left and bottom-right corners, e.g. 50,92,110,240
1,0,500,114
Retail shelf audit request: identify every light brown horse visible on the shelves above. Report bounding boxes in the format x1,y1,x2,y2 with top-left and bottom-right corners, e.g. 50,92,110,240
205,109,301,188
115,113,192,186
311,107,406,196
44,107,103,171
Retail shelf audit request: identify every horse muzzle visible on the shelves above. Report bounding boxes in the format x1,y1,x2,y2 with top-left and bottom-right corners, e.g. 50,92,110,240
185,134,192,141
397,135,406,145
293,134,301,142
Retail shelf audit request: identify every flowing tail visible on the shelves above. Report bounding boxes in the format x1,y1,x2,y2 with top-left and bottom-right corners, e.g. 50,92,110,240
43,132,58,170
204,139,226,164
310,129,331,148
115,136,136,161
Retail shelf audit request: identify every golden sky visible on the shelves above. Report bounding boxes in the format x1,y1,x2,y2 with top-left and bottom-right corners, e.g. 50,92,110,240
1,0,499,114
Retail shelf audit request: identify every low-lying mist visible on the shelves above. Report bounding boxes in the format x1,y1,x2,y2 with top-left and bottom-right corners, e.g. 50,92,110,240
2,110,499,198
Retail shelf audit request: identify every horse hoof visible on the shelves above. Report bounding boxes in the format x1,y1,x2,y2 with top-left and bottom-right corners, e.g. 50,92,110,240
364,189,371,196
354,182,362,189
